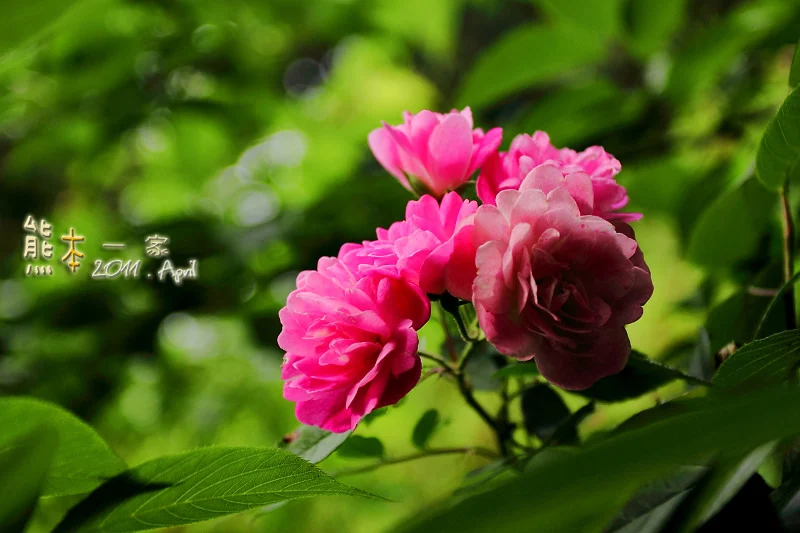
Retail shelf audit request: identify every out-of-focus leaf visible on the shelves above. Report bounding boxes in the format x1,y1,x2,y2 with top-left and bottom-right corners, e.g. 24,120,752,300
623,0,687,58
0,397,126,498
516,81,648,147
396,384,800,533
492,362,539,378
714,330,800,388
609,466,704,533
521,384,571,441
0,426,58,533
686,177,776,269
54,447,379,533
666,1,794,102
661,444,776,531
284,426,352,464
0,0,81,57
337,436,385,459
575,352,706,403
791,38,800,88
456,25,605,110
756,86,800,190
665,472,784,531
464,341,502,391
546,403,595,446
534,0,621,39
412,409,441,450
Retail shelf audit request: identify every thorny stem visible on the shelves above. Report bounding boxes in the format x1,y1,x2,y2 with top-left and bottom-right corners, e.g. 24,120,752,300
331,447,499,477
781,180,796,330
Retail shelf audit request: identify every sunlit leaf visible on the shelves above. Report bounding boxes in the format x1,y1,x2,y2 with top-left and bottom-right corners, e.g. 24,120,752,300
0,397,126,498
54,447,379,533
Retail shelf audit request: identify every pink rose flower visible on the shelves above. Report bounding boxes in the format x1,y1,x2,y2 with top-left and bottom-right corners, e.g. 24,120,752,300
476,131,640,222
471,179,653,390
279,257,430,432
339,192,478,301
368,107,502,197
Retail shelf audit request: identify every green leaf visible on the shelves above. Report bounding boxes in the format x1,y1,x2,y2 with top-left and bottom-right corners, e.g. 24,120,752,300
0,0,81,58
666,1,793,103
396,384,800,533
54,447,378,533
521,384,571,441
534,0,621,39
515,81,648,147
412,409,441,450
713,330,800,388
0,397,126,498
546,403,595,446
0,426,58,533
790,38,800,88
756,85,800,189
463,341,502,391
609,466,704,532
623,0,687,59
284,426,352,464
575,352,707,403
686,177,776,269
456,25,605,110
336,436,385,459
492,362,540,379
662,444,776,531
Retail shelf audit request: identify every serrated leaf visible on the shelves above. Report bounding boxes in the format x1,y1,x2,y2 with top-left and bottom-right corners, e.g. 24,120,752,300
756,85,800,189
575,352,707,403
54,447,379,533
456,25,605,110
396,384,800,533
337,436,385,459
412,409,440,450
687,177,776,269
0,426,58,533
285,426,352,464
521,384,571,441
714,330,800,388
0,397,126,498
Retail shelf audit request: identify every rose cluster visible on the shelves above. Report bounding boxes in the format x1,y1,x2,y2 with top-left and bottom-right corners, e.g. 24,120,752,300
279,108,653,432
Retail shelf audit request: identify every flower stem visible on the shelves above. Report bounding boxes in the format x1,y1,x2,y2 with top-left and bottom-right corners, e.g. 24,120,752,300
331,447,499,477
781,180,796,330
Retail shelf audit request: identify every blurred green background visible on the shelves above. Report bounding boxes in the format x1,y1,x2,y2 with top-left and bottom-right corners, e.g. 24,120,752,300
1,0,798,531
